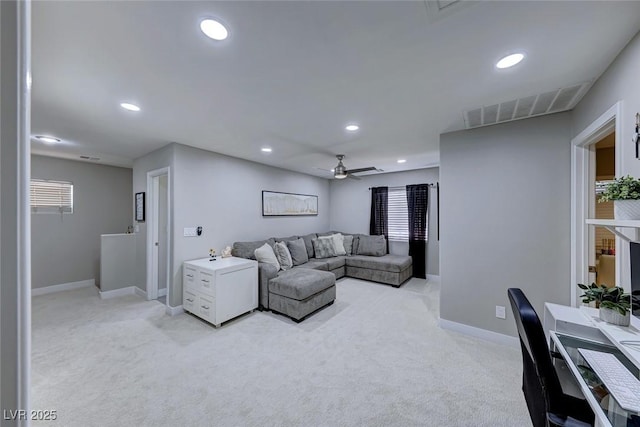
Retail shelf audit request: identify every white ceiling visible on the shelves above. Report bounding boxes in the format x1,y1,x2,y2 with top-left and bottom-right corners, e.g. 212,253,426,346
31,1,640,177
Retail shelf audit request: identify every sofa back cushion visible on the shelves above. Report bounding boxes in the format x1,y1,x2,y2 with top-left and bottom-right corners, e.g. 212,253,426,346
300,233,317,259
343,235,354,256
286,238,309,266
274,241,293,270
254,243,280,270
356,235,387,257
232,239,275,260
313,237,337,259
271,235,299,244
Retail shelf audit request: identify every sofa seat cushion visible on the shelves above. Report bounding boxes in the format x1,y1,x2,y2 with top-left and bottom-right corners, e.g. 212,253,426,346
346,254,412,273
293,259,329,271
269,269,335,301
322,256,346,270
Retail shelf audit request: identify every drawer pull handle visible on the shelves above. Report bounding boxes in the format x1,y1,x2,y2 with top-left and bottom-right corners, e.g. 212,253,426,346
201,305,210,310
202,280,210,283
186,274,194,278
186,298,194,302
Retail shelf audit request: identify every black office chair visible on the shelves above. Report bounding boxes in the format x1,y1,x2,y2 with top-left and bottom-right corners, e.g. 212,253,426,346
507,288,595,427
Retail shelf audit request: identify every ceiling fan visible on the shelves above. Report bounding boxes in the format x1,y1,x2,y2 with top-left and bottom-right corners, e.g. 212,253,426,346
332,154,378,180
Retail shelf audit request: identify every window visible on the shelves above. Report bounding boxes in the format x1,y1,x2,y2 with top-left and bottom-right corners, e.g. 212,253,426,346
388,188,409,241
30,179,73,213
387,187,429,242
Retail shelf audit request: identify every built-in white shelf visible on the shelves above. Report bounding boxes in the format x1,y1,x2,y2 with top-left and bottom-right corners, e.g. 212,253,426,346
585,219,640,242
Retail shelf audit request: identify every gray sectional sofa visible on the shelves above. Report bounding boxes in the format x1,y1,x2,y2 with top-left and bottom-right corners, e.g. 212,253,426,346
232,232,413,322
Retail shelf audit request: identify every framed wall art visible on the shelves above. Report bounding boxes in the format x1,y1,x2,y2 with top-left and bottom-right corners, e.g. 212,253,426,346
135,192,145,222
262,191,318,216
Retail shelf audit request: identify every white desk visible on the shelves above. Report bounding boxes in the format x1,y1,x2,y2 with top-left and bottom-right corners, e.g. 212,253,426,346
544,303,640,427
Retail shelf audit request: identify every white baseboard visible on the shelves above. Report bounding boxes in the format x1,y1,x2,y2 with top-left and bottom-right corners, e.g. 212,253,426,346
158,288,167,297
166,305,184,316
134,287,147,298
439,318,519,348
32,279,95,296
99,286,136,299
426,274,440,282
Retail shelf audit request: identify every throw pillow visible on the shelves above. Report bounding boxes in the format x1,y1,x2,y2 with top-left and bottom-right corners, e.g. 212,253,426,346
356,235,387,257
274,241,293,271
313,237,337,259
254,243,280,270
343,235,354,256
286,238,309,266
330,233,346,256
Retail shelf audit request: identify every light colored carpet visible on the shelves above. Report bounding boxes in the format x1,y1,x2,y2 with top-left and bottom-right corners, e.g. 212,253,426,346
31,278,531,426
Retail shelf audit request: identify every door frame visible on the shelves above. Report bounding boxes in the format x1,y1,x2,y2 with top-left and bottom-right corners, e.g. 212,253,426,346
571,101,622,306
146,167,171,302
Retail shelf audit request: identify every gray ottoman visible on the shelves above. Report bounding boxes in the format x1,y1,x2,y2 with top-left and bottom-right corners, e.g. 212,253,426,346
268,269,336,322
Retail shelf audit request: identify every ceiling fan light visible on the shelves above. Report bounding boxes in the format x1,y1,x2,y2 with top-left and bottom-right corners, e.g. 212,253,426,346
334,172,347,179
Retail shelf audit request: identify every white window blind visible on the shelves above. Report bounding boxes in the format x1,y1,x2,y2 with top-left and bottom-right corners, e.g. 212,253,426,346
30,179,73,213
388,188,409,242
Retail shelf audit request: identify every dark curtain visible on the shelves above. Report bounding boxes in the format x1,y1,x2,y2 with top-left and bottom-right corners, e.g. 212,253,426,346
369,187,388,245
407,184,429,278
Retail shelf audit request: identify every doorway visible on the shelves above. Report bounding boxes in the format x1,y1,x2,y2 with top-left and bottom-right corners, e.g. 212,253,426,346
571,102,623,306
146,167,171,304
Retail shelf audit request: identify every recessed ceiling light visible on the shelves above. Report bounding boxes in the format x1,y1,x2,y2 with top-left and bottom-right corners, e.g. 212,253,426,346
120,102,141,112
496,53,524,69
261,147,272,153
397,159,407,164
200,19,228,41
34,135,60,144
345,124,359,132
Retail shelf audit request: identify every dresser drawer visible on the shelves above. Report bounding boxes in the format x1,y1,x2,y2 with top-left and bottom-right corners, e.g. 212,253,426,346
198,295,215,322
199,271,215,295
183,289,197,313
184,266,198,287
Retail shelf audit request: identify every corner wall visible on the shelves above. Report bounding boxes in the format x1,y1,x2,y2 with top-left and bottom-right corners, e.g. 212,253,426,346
329,168,440,276
31,155,133,288
439,113,572,336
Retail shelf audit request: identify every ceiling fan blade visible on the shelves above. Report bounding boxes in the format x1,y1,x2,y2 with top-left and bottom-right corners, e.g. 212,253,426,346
347,174,361,180
345,166,377,174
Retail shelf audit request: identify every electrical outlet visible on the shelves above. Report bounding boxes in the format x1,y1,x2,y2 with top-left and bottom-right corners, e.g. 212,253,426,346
184,227,197,237
495,305,506,319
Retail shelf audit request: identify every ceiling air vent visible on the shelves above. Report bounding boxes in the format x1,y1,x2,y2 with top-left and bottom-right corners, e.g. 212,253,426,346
463,82,589,129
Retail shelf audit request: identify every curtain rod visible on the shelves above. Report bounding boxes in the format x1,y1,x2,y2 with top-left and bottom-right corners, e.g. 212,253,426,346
368,183,437,190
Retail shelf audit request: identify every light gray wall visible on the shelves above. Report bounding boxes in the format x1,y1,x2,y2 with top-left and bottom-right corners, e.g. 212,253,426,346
31,155,132,288
439,113,571,336
329,168,440,275
170,143,330,307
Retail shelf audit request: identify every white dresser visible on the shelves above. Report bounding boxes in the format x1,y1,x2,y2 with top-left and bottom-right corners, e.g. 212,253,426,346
183,257,258,327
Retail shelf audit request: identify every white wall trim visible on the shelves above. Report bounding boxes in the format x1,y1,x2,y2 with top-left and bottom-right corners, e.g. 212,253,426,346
99,286,136,300
32,279,94,296
158,288,167,297
166,305,184,316
570,101,622,307
439,318,519,348
134,287,147,299
426,274,440,282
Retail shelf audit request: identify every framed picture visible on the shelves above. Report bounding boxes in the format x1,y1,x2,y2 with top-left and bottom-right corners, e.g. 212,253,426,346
262,191,318,216
135,192,145,222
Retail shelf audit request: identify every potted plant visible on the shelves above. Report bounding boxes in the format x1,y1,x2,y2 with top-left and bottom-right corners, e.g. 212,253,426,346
599,175,640,220
577,283,640,326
